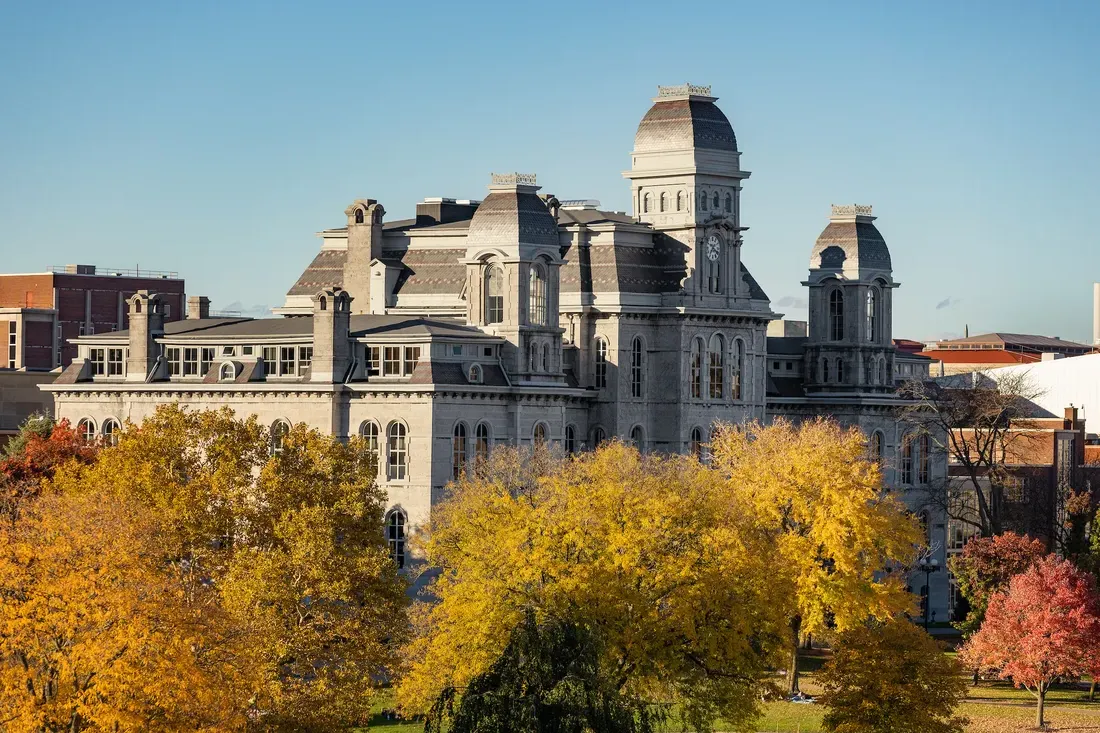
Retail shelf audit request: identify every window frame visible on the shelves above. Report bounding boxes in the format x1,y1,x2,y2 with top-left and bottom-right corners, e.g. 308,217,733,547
452,422,468,480
386,509,407,569
708,334,725,400
387,421,409,481
484,265,504,325
629,336,644,399
829,288,845,342
594,337,608,390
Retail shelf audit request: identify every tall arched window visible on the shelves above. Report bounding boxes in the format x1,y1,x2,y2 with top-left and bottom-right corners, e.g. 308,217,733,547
594,337,608,389
268,419,290,456
690,338,704,399
533,423,548,445
690,427,704,459
529,342,539,372
879,358,887,385
712,192,720,210
387,422,408,480
707,247,721,294
475,422,491,464
676,191,683,211
659,192,667,212
829,289,845,341
359,420,381,461
630,337,644,398
865,288,877,342
77,418,96,443
542,344,550,372
836,358,844,384
732,338,744,400
529,264,547,326
822,358,830,383
708,334,725,399
901,435,914,485
643,192,651,213
485,266,504,324
871,431,884,461
700,191,708,211
724,193,732,213
630,425,644,451
452,423,467,480
592,427,605,448
564,425,576,454
101,418,121,447
386,510,406,568
918,434,931,485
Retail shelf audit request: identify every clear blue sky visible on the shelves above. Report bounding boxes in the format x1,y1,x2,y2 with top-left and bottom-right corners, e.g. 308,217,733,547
2,1,1098,342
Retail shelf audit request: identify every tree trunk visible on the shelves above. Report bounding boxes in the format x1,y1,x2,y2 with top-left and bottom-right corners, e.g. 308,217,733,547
787,616,802,696
1091,679,1096,701
1036,684,1046,729
972,668,979,686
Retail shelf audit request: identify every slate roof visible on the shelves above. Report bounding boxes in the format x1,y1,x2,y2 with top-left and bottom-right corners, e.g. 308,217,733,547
810,220,892,272
467,187,559,249
767,336,808,355
287,249,346,296
407,361,509,387
392,248,468,297
634,98,738,153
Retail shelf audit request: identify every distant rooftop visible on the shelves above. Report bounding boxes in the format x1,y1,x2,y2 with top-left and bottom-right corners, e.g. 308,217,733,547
46,264,180,279
931,332,1095,354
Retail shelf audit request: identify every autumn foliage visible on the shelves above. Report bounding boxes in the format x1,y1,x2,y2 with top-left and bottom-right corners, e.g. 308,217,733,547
948,531,1047,635
0,416,97,522
962,555,1100,728
0,406,407,731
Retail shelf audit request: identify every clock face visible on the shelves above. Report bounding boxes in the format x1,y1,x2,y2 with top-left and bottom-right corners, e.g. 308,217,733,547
706,235,721,261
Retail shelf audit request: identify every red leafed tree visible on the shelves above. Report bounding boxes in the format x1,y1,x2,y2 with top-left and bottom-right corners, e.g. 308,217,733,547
0,417,98,523
962,556,1100,728
949,531,1047,635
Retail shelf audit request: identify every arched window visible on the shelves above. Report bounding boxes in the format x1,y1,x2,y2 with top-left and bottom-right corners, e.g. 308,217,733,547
219,362,236,381
529,342,539,372
708,334,725,399
630,425,644,451
901,435,914,485
829,289,845,341
630,337,644,398
468,364,483,384
452,423,467,480
690,338,704,399
387,422,408,480
643,192,651,213
475,422,491,464
484,266,504,325
592,427,606,448
542,344,550,372
732,338,744,400
660,192,667,212
836,358,844,384
712,192,720,210
676,191,683,211
528,264,547,326
865,288,878,342
700,191,708,211
593,338,608,389
101,418,121,446
564,425,576,454
724,193,732,213
822,358,831,383
77,418,96,443
386,509,406,568
359,420,381,459
871,431,884,461
918,434,931,485
269,419,290,456
690,427,704,460
879,358,887,385
355,208,365,224
533,422,548,445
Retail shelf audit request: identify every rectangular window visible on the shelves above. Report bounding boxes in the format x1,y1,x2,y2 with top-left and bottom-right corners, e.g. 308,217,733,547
383,346,401,375
107,348,124,376
484,346,493,357
452,344,463,356
262,346,277,376
183,348,199,376
7,321,16,368
90,348,105,376
403,346,421,376
242,345,254,356
279,346,295,376
297,346,313,376
221,345,236,357
367,346,380,376
166,347,181,376
201,347,215,376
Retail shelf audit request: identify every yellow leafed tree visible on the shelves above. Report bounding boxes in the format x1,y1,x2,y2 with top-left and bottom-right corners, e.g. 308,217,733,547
398,442,791,732
710,418,921,694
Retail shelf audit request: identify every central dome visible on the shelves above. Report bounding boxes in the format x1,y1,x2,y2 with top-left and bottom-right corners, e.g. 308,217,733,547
467,173,559,249
810,205,892,272
634,84,737,154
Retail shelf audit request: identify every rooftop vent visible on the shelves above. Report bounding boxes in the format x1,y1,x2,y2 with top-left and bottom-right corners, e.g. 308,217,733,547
560,199,601,210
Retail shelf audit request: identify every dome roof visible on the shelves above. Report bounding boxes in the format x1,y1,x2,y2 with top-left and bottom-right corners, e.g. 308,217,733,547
634,85,737,153
467,174,559,249
810,205,892,272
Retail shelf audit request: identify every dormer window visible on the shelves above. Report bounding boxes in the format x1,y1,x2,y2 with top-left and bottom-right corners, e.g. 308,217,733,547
219,362,237,381
468,363,483,384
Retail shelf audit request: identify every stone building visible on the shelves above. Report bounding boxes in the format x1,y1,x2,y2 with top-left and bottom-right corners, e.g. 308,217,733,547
43,84,948,617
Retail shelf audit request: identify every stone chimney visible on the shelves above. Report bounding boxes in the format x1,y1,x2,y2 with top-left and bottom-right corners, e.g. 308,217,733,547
343,199,385,315
310,288,352,383
187,295,210,320
126,290,164,382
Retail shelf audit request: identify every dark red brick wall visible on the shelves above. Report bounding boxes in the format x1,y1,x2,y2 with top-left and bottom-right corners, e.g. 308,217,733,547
22,321,53,370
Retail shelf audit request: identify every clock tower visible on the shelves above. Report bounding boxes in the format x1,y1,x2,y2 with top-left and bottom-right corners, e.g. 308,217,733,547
624,84,751,304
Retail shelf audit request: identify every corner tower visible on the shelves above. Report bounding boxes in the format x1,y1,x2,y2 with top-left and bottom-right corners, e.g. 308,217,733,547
804,205,897,394
624,84,751,303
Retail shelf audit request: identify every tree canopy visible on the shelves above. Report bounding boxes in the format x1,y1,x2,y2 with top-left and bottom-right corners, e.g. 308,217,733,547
947,531,1046,635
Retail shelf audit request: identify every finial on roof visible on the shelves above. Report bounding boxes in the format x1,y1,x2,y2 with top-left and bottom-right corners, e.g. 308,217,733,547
657,83,712,98
490,173,537,186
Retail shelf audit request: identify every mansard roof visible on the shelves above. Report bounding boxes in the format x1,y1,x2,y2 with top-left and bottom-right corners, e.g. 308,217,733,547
634,88,738,153
809,206,892,273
